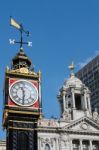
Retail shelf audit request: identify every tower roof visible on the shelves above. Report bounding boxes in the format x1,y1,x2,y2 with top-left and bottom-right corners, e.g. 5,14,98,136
64,74,83,88
11,48,32,70
63,62,85,89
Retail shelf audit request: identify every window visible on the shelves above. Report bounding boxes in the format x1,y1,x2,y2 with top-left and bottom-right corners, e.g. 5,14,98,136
75,94,82,110
72,140,79,150
68,101,71,108
92,141,99,150
45,144,50,150
82,140,89,150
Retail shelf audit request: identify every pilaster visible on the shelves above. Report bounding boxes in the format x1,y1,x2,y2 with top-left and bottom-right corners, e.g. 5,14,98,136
80,140,82,150
90,140,92,150
70,140,72,150
63,91,66,112
84,92,87,110
72,89,75,109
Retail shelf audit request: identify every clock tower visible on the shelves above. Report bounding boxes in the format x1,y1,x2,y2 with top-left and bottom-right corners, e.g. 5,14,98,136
3,45,41,149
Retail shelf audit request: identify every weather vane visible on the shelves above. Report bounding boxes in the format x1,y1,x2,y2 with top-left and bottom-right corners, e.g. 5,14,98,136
68,61,75,76
9,16,32,48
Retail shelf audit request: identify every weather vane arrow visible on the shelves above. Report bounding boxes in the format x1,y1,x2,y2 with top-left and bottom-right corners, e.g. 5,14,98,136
9,16,32,48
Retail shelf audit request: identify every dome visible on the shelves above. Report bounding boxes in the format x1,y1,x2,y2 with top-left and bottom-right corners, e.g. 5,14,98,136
64,74,83,88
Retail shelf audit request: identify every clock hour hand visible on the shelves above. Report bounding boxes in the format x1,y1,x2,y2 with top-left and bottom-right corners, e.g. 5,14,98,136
21,87,25,105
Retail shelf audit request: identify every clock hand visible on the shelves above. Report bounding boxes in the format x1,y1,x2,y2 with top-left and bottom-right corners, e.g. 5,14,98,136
21,87,25,105
23,88,26,105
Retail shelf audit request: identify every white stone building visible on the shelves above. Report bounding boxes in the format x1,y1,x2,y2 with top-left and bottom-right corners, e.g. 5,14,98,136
38,70,99,150
1,68,99,150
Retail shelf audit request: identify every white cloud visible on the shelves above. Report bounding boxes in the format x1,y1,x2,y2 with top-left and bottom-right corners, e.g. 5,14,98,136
78,50,99,68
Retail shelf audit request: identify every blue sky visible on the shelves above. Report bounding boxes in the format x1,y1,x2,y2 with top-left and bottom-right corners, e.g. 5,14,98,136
0,0,99,138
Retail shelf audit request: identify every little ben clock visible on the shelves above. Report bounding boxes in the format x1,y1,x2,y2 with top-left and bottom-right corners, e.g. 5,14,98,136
9,80,38,106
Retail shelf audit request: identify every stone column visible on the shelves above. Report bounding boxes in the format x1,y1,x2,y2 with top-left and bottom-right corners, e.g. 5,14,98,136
70,140,72,150
72,90,75,109
80,140,83,150
59,137,61,150
66,101,68,109
38,137,40,150
88,96,91,112
63,91,66,111
55,138,59,150
90,140,93,150
84,92,87,110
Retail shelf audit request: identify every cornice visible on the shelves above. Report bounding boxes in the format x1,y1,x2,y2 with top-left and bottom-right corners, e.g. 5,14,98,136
5,69,39,79
37,126,99,136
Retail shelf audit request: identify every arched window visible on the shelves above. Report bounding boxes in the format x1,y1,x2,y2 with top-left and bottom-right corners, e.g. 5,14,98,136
45,144,50,150
18,132,28,150
75,94,82,110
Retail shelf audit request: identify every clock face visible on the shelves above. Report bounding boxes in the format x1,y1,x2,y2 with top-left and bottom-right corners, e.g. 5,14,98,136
9,80,38,106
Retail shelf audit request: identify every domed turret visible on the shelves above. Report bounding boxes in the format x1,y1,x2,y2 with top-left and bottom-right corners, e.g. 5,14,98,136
57,63,92,121
64,74,83,88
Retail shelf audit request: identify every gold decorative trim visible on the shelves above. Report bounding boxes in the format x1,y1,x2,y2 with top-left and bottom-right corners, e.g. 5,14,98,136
5,105,40,111
9,120,38,124
2,110,9,127
8,126,35,131
5,104,40,108
4,109,40,115
8,126,40,131
19,68,29,74
6,69,39,78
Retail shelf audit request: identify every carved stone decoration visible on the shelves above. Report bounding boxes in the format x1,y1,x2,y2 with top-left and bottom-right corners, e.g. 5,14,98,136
40,137,54,148
62,109,71,121
40,138,44,147
81,123,89,130
38,119,58,127
58,136,68,149
93,109,98,121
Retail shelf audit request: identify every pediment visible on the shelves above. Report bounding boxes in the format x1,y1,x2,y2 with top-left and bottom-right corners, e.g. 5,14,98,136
63,117,99,133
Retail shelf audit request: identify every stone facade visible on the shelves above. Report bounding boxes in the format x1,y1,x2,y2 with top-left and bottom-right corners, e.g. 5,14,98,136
38,72,99,150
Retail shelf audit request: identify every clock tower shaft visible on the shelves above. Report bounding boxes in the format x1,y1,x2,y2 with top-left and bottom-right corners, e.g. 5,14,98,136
3,48,42,150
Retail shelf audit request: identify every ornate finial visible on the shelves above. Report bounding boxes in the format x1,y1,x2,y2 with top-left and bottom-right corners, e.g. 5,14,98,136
68,62,75,76
6,66,9,71
93,107,98,121
95,108,98,112
9,16,32,49
38,70,42,77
